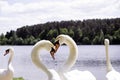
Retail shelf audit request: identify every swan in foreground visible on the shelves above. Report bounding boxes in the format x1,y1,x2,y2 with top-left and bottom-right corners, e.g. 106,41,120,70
51,34,96,80
104,39,120,80
0,47,14,80
31,40,61,80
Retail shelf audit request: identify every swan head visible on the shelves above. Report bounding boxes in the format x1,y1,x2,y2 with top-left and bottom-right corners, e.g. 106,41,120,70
55,34,67,44
104,39,109,45
4,47,14,56
40,40,56,60
50,34,67,59
54,34,68,52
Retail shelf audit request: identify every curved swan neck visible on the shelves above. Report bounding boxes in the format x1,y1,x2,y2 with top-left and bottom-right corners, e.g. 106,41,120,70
8,51,14,69
59,36,78,73
105,43,113,72
31,44,53,79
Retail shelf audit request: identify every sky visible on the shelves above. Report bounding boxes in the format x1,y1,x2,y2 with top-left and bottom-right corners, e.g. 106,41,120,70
0,0,120,34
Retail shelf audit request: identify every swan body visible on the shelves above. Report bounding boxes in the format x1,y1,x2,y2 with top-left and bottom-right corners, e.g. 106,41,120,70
106,70,120,80
63,70,96,80
54,34,96,80
31,40,61,80
0,47,14,80
104,39,120,80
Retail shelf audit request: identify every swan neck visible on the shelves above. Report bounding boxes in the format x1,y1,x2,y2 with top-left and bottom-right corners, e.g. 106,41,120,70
8,51,14,70
31,46,53,79
59,37,78,73
105,44,113,72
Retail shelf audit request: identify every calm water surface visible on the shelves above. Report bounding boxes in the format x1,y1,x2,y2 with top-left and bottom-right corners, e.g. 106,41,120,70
0,45,120,80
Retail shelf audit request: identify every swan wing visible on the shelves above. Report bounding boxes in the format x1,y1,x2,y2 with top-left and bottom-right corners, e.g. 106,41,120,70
0,69,8,76
0,68,14,80
106,70,120,80
64,69,96,80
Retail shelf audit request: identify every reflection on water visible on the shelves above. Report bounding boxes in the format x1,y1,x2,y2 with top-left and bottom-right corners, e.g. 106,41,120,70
76,59,120,66
0,45,120,80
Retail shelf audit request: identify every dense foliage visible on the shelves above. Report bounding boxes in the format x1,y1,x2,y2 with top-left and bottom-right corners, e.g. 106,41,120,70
0,18,120,45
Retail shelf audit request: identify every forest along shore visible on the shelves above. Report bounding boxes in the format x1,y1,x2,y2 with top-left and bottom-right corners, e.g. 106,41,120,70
0,18,120,45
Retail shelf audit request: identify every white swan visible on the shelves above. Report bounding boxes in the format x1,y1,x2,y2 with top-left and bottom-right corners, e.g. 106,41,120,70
52,34,96,80
31,40,61,80
104,39,120,80
0,47,14,80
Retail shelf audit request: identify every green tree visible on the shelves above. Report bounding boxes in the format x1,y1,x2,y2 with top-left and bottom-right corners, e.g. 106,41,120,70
92,36,99,44
68,29,74,38
60,28,69,34
1,18,120,45
15,37,24,45
73,28,83,44
47,29,58,40
0,34,8,45
105,34,113,43
8,31,20,45
25,36,36,45
82,37,90,44
114,29,120,39
112,29,120,44
99,29,104,44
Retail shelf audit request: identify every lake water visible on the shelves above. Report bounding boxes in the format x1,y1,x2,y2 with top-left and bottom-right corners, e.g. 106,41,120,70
0,45,120,80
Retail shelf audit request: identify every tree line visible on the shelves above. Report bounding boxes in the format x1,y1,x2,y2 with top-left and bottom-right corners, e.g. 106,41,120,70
0,18,120,45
